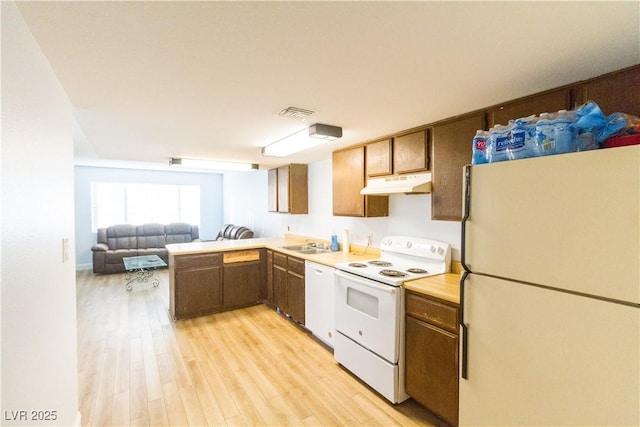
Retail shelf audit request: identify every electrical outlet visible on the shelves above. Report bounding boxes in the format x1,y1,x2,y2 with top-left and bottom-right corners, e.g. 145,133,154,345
62,237,70,263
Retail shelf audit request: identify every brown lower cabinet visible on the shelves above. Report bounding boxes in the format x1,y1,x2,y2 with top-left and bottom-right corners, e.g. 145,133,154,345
169,249,265,320
270,252,305,324
405,290,459,426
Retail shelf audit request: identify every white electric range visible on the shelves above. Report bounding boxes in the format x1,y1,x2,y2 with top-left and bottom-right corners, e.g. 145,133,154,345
333,236,451,403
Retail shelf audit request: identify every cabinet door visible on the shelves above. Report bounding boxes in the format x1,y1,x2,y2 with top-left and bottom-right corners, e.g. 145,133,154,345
488,87,571,127
287,271,305,324
267,168,278,212
276,164,308,214
223,260,262,308
277,165,290,213
333,147,388,217
266,250,274,304
366,139,392,177
174,266,222,318
394,130,428,174
431,113,483,221
580,65,640,116
272,264,287,310
288,164,308,214
406,315,459,427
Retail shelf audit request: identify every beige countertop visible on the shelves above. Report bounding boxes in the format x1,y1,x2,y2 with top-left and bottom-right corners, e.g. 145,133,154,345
404,273,461,305
167,233,461,303
166,233,381,267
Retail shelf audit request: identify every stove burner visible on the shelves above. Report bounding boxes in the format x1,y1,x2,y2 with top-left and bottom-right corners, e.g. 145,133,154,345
369,260,393,267
379,269,408,278
407,268,428,274
348,262,367,268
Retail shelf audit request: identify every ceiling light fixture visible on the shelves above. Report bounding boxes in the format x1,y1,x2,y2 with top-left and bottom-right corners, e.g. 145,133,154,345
261,123,343,157
169,158,258,172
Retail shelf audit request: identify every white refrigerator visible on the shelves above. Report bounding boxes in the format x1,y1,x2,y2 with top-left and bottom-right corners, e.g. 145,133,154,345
459,145,639,426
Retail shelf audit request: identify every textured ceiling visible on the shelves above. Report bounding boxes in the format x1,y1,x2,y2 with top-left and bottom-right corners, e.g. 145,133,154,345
15,1,640,171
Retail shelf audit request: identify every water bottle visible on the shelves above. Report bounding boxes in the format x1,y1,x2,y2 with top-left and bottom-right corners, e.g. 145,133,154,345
330,234,339,251
554,110,576,154
506,119,528,161
534,113,557,156
472,130,489,165
488,124,511,163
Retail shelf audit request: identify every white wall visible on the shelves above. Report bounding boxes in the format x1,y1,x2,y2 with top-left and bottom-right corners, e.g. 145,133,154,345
223,158,462,260
74,166,224,269
1,2,79,425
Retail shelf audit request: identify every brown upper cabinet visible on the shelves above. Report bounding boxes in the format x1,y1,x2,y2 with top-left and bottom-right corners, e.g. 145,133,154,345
393,130,429,174
365,138,392,177
365,131,429,177
579,65,640,116
333,146,388,217
487,87,573,128
268,164,308,214
431,113,485,221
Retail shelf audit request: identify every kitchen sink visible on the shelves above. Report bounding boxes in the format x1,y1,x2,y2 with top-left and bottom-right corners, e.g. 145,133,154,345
298,248,331,254
280,245,305,251
280,244,331,254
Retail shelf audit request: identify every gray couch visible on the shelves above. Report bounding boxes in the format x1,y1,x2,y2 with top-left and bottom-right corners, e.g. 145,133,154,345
91,223,199,274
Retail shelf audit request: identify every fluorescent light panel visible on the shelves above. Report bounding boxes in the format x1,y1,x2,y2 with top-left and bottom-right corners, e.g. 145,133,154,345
262,123,342,157
169,158,258,171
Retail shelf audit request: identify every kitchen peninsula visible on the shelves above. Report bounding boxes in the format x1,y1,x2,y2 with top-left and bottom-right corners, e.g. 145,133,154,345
166,234,381,320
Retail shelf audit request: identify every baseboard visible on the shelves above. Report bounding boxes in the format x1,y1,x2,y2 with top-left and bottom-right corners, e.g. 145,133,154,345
75,263,92,271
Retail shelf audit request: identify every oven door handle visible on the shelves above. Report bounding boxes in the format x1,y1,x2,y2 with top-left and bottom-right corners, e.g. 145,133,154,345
335,270,397,294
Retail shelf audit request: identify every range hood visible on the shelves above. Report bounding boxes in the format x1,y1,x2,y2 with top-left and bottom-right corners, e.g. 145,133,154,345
360,173,432,195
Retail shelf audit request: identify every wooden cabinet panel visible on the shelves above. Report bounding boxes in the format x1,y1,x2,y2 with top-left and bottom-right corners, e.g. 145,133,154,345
222,249,265,309
277,165,291,213
431,113,484,221
580,65,640,116
406,315,459,426
287,256,305,275
269,253,305,324
407,292,458,333
393,130,428,174
266,250,273,303
488,87,572,127
333,147,365,216
267,168,278,212
270,164,308,214
332,147,388,217
174,266,222,319
287,271,305,325
272,264,287,310
366,139,392,177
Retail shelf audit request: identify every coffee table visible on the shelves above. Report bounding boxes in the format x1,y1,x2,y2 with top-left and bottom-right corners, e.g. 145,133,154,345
122,255,167,291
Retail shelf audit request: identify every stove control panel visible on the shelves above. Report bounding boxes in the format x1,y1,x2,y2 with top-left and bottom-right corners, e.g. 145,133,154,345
381,235,451,263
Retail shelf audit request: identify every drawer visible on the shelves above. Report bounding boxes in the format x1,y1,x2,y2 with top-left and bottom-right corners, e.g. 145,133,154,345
223,249,261,264
406,291,458,334
287,256,305,275
273,252,288,268
174,253,221,269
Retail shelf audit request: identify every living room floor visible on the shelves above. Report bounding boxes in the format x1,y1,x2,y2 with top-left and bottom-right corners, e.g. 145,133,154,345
76,269,445,426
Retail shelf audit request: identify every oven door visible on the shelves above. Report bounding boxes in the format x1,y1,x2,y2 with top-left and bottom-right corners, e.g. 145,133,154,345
334,270,402,363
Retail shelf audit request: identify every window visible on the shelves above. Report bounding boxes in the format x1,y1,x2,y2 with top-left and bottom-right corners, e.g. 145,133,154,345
91,182,200,231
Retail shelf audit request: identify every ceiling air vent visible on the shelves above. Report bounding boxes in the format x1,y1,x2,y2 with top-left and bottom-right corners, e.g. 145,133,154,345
278,106,315,120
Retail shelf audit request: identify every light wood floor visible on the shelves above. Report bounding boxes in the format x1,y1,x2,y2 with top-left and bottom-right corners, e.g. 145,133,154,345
76,269,446,426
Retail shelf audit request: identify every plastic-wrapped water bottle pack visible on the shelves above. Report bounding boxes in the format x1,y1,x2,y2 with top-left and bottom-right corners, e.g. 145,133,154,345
471,101,640,164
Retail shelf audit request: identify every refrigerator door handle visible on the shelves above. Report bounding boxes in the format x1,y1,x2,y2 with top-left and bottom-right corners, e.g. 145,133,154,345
461,164,471,272
460,270,469,380
460,164,471,379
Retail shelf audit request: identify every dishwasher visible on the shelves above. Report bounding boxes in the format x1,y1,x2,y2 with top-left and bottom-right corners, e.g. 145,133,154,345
304,261,336,348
